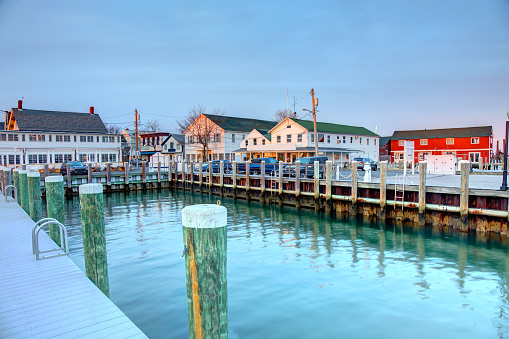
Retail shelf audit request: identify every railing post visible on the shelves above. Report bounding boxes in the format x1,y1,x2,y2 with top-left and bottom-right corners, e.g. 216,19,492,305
19,170,30,213
325,160,332,214
79,183,109,297
418,162,427,224
45,175,65,246
13,169,20,204
314,161,320,211
460,160,470,231
351,161,358,215
379,161,387,220
87,163,92,183
27,171,42,222
295,161,301,209
182,204,228,339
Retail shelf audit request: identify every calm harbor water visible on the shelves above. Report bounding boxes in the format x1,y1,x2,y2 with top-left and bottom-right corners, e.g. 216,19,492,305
52,190,509,339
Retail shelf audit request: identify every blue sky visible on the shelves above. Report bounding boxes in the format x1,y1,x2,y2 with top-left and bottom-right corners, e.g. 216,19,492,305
1,0,509,142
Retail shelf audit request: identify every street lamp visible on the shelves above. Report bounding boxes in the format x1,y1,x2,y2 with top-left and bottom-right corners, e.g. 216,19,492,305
501,111,509,191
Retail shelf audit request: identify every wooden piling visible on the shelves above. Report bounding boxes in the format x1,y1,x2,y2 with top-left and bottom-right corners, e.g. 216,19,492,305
260,161,266,203
27,171,42,222
44,164,49,177
157,162,161,186
246,161,250,201
278,161,283,206
314,161,320,211
45,175,65,246
182,204,228,339
13,169,20,204
106,163,112,186
418,162,427,224
325,161,332,214
208,161,213,193
79,183,109,297
198,162,203,192
460,160,470,230
142,162,146,190
351,162,358,215
379,161,387,219
19,170,29,213
219,161,224,195
87,163,92,183
66,163,72,195
295,161,301,209
232,162,237,198
124,162,130,190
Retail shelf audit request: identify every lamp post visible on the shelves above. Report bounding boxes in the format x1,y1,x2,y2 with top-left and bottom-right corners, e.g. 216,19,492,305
501,111,509,191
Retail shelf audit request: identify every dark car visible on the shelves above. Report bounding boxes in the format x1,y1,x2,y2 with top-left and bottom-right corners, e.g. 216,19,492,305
283,156,328,178
60,161,88,175
200,160,232,174
353,157,377,171
249,158,279,175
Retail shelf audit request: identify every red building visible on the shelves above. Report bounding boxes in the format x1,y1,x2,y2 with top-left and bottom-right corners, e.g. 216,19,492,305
390,126,493,163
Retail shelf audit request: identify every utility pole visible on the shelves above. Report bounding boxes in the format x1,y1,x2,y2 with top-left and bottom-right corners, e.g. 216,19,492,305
135,109,139,169
311,89,318,156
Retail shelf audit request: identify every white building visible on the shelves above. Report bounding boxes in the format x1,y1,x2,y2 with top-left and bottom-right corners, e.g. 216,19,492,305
161,133,185,163
1,102,121,166
183,114,276,162
235,117,380,164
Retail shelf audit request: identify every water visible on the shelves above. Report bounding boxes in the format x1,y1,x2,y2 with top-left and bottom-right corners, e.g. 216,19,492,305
54,190,509,338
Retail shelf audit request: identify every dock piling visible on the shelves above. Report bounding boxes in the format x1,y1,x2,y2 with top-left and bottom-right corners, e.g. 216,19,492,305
45,175,65,246
27,171,42,222
182,204,228,339
13,169,20,204
351,162,358,215
314,161,320,211
79,183,109,297
295,161,301,209
379,161,387,220
418,162,427,224
325,161,332,214
460,161,470,230
87,163,92,183
19,170,29,213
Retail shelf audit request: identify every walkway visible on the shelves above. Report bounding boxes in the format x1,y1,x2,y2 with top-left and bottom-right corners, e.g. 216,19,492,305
0,194,147,338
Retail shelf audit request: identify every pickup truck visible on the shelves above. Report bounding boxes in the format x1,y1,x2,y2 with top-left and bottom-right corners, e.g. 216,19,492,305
249,158,279,175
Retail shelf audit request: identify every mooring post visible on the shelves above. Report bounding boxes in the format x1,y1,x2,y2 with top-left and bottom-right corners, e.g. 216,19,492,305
45,175,65,246
479,157,484,171
169,159,174,190
208,161,213,194
157,161,161,187
190,161,195,190
260,161,266,203
460,160,470,231
325,160,332,214
379,161,387,220
232,161,237,199
198,162,203,192
22,164,26,170
87,163,92,183
79,183,109,297
219,161,224,195
278,161,284,206
142,161,147,190
245,161,251,201
181,204,228,339
124,162,130,191
13,169,20,204
66,163,72,195
44,164,49,177
106,163,112,186
19,170,29,213
314,161,320,211
418,162,427,224
27,171,42,222
295,161,301,209
351,162,358,215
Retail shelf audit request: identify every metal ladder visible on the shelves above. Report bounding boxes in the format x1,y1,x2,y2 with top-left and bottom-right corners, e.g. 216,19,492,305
394,174,405,212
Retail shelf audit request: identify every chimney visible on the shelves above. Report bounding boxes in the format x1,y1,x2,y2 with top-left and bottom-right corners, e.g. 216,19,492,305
18,100,22,109
90,106,94,114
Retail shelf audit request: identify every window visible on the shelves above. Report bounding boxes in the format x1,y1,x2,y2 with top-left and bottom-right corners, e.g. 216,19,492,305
311,133,314,142
471,137,479,144
29,134,37,141
298,134,303,143
214,133,221,143
28,154,38,164
38,154,47,164
48,135,52,142
318,134,324,142
55,154,63,163
109,136,115,142
117,137,120,143
7,134,18,141
287,135,292,143
56,135,63,142
343,136,346,143
177,144,180,150
337,136,340,144
469,152,480,162
97,136,100,142
109,154,116,162
398,140,405,146
64,135,70,142
277,135,281,143
232,134,235,143
367,138,369,145
80,136,86,142
254,138,257,145
420,139,428,145
446,138,454,145
262,139,266,145
38,135,45,142
374,139,377,146
89,154,95,162
170,142,174,149
87,136,93,142
79,154,87,162
327,135,330,143
102,136,108,142
360,137,362,145
8,155,14,164
350,137,353,143
246,140,249,146
101,154,109,162
74,136,77,142
22,134,25,141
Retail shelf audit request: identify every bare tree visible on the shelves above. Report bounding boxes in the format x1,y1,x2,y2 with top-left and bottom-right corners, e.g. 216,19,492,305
178,105,224,162
106,124,122,134
273,108,299,123
143,119,163,133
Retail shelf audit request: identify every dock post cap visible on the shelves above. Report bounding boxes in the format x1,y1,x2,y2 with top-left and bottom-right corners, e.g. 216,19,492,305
27,171,40,178
45,175,64,183
79,183,103,194
459,160,471,164
182,204,227,229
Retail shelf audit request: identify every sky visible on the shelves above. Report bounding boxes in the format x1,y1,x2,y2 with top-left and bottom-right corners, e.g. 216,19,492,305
1,0,509,143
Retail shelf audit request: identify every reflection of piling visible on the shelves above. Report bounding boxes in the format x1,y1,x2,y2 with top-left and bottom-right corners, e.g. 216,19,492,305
45,175,65,246
182,204,228,339
460,161,470,231
19,170,29,213
79,183,109,297
27,171,42,222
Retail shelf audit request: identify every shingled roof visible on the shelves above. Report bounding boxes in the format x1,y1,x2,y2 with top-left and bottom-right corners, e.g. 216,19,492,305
204,114,277,133
391,126,493,141
10,108,108,133
290,118,379,137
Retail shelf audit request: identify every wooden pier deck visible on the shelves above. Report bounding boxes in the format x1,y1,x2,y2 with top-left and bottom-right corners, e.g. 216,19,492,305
0,194,147,339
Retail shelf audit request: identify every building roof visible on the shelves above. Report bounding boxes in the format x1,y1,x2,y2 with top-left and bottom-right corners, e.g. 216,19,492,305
162,133,185,146
10,108,108,134
391,126,493,141
290,118,379,137
379,136,391,146
204,114,277,133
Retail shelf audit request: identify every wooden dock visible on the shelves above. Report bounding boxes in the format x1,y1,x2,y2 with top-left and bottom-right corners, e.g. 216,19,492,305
0,193,147,339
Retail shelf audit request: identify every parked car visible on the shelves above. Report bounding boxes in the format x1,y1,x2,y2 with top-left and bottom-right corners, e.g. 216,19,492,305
130,159,144,166
283,156,328,178
60,161,88,175
353,157,377,171
200,160,233,173
249,158,279,175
